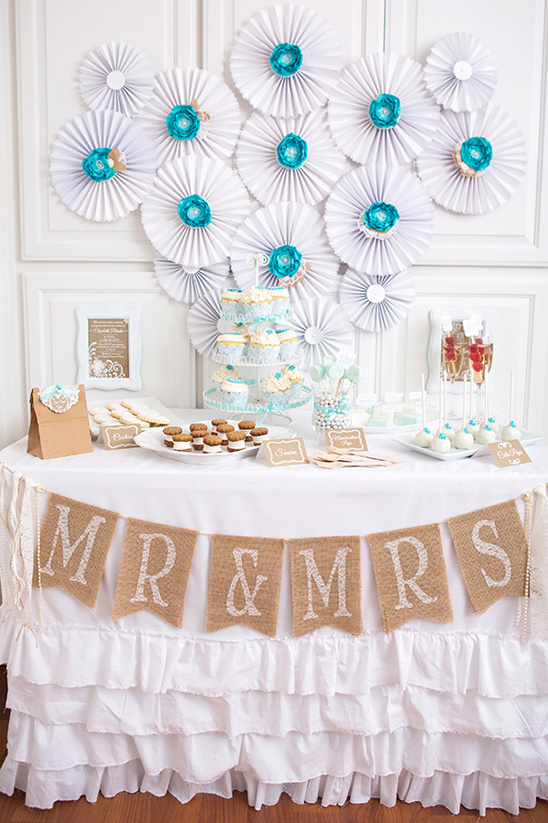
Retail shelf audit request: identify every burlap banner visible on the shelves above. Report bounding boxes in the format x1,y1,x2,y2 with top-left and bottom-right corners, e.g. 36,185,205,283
34,492,118,608
447,499,528,615
289,536,362,637
367,523,454,633
206,534,284,637
112,518,198,628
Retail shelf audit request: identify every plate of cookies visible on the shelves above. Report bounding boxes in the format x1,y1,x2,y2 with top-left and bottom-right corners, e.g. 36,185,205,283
134,418,293,465
88,396,184,438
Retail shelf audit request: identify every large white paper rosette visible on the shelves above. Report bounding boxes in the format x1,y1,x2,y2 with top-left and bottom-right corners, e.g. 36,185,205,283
141,156,251,269
328,53,440,167
236,108,346,206
286,296,354,370
50,109,156,222
339,269,415,333
79,41,155,118
187,290,230,359
324,165,434,275
137,68,241,166
230,4,342,118
154,255,228,304
424,32,497,113
230,202,341,302
416,105,527,215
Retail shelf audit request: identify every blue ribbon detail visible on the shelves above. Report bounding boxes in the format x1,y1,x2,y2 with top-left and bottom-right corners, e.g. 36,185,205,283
277,133,308,168
82,148,116,181
270,43,303,77
166,105,200,141
460,136,492,171
177,194,212,227
369,94,401,129
40,384,79,401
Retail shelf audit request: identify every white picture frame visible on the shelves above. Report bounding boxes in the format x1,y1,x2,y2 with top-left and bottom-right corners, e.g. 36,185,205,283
75,305,142,391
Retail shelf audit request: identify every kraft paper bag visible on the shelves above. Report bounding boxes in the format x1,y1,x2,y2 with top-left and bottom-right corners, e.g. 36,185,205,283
27,384,93,459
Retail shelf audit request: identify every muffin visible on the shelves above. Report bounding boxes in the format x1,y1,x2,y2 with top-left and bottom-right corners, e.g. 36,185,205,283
203,434,222,454
226,430,247,452
238,420,256,442
172,433,193,451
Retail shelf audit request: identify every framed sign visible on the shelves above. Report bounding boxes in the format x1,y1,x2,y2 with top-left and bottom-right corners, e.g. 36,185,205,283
76,306,142,391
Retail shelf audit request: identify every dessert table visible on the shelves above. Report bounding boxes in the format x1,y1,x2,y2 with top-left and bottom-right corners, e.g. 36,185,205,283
0,409,547,814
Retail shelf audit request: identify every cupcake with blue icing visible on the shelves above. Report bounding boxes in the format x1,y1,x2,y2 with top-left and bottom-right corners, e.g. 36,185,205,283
282,364,304,399
249,328,279,364
218,377,249,409
220,288,243,318
268,286,290,318
260,372,292,405
275,328,298,360
216,332,247,363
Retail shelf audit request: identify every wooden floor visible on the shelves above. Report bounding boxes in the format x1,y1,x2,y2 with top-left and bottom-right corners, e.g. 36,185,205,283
0,666,546,822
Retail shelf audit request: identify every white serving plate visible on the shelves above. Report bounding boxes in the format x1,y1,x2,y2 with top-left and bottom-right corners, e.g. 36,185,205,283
392,430,544,461
88,396,185,439
355,408,438,435
135,424,295,466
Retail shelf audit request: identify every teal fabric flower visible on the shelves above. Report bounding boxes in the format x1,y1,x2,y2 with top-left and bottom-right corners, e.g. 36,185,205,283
177,194,212,227
276,133,308,168
82,148,116,181
369,94,401,129
363,201,400,233
166,104,201,141
270,43,303,77
460,136,492,171
268,244,302,278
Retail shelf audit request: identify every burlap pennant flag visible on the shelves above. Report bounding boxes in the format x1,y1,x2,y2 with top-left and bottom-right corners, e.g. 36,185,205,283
34,492,118,608
367,523,453,633
289,536,362,637
206,534,284,637
447,499,527,615
112,518,198,628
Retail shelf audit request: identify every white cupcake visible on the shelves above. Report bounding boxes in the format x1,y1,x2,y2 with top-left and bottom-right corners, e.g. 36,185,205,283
249,329,280,364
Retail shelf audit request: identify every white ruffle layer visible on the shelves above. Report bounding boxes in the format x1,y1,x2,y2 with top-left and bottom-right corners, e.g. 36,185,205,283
9,678,548,740
1,612,547,699
1,715,548,813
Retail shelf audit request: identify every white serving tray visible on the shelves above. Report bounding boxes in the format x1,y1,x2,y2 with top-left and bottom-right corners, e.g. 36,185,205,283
135,423,295,466
88,396,185,439
392,430,544,461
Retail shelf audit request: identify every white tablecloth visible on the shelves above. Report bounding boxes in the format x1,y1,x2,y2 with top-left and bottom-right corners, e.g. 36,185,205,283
0,409,547,813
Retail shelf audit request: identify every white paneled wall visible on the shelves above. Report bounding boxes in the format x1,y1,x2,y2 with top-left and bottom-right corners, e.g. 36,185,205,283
1,0,547,448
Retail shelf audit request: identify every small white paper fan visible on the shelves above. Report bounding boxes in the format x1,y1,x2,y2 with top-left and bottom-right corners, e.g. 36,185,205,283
141,156,250,269
79,41,155,117
137,67,241,166
339,269,415,333
424,32,497,113
50,109,156,222
416,105,526,215
324,165,434,275
187,290,232,359
230,3,342,118
236,108,346,206
328,53,440,166
286,296,355,370
230,202,341,302
154,255,229,304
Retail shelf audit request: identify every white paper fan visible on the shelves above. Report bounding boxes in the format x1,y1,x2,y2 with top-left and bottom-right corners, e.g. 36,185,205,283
154,255,229,304
424,32,497,112
141,156,250,268
328,53,440,166
324,165,434,275
230,4,342,118
187,290,232,359
79,41,155,117
416,105,527,215
339,269,415,333
230,202,341,302
50,109,156,222
286,296,355,369
137,68,241,166
236,108,346,206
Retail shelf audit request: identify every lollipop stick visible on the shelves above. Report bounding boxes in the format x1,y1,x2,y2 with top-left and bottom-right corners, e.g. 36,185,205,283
443,373,448,426
510,370,514,421
421,373,426,429
462,373,467,427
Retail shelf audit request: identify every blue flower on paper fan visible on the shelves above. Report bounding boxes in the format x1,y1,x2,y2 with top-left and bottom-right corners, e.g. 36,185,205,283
177,194,212,228
270,43,303,77
369,94,401,129
277,134,308,168
82,147,117,181
363,202,400,234
459,136,492,171
166,104,201,141
269,245,303,279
